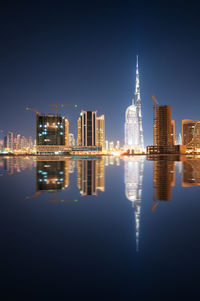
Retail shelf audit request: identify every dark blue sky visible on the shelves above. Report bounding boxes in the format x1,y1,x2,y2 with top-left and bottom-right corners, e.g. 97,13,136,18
1,0,200,146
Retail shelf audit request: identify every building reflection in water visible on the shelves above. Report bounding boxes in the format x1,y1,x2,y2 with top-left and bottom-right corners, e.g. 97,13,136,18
77,158,105,196
152,158,175,210
182,160,200,187
37,161,66,191
124,156,144,252
0,157,35,175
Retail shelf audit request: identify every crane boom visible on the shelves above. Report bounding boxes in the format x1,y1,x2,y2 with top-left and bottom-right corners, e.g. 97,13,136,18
22,106,41,115
48,104,78,115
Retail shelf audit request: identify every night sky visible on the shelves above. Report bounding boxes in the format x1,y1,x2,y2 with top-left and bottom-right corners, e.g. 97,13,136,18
1,0,200,146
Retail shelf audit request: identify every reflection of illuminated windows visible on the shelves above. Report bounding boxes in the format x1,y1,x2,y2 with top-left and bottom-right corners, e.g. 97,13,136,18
124,157,144,252
182,160,200,187
77,159,105,196
153,159,175,201
36,160,70,191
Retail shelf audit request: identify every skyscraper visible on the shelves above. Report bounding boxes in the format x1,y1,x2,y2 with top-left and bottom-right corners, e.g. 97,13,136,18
124,56,144,152
96,115,105,150
155,105,174,147
78,111,97,147
77,111,105,150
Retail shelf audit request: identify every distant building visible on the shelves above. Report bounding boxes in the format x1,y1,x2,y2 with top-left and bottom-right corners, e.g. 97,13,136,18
109,141,114,151
105,140,109,151
6,132,14,151
175,133,182,145
116,140,120,150
69,133,75,146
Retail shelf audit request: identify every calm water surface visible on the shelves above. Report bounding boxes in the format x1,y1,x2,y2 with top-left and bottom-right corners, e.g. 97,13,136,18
1,155,200,300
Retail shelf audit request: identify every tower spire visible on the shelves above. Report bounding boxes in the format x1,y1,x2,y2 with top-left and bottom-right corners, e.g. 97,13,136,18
135,55,140,101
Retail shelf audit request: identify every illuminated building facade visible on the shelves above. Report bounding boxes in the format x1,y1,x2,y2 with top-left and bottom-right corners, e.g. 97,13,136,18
124,56,144,152
96,115,105,150
78,111,97,147
155,106,174,147
4,132,14,151
37,115,66,145
147,106,184,154
124,157,144,251
65,119,69,146
36,115,71,154
109,141,114,151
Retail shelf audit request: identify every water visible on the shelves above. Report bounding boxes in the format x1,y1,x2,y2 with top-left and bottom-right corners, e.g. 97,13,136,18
1,155,200,300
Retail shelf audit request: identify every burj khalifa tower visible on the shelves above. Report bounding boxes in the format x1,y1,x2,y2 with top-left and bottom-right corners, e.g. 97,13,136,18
124,56,144,152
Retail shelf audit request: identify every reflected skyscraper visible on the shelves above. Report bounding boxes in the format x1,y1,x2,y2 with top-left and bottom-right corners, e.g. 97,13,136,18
153,158,175,209
124,157,144,251
124,56,144,152
37,160,66,191
77,159,105,196
182,160,200,187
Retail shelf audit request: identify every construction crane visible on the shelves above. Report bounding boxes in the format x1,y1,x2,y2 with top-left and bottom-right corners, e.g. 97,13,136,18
152,95,159,146
48,104,78,115
22,106,41,115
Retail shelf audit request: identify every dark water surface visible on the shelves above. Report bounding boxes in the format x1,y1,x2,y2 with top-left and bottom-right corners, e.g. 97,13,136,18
1,156,200,300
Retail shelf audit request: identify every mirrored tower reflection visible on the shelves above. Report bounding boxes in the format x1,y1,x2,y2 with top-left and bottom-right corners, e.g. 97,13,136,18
124,156,144,252
27,159,71,202
182,160,200,187
77,158,105,196
152,158,175,210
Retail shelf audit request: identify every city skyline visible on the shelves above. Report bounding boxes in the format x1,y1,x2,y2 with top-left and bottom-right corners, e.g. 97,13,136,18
1,1,200,146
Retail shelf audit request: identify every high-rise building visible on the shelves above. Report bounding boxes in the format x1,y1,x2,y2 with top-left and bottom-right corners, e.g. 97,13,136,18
182,119,196,145
78,111,97,147
124,56,144,152
155,106,174,147
37,115,66,146
77,117,81,146
65,119,69,146
96,115,105,150
36,115,71,154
